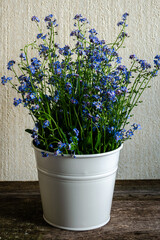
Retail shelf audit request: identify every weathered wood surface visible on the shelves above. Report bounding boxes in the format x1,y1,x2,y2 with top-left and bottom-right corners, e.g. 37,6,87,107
0,180,160,240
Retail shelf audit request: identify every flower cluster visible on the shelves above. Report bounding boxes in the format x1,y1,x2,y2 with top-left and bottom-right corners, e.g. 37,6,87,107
1,13,159,156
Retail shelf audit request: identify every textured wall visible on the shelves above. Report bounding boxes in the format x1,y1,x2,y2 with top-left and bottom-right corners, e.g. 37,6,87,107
0,0,160,180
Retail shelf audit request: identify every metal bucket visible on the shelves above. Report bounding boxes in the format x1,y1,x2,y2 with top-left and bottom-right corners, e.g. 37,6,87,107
33,143,123,231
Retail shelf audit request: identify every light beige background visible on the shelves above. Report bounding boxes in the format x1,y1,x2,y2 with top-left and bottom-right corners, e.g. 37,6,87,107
0,0,160,180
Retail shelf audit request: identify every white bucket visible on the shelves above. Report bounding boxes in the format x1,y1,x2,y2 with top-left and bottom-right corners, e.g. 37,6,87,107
33,143,123,231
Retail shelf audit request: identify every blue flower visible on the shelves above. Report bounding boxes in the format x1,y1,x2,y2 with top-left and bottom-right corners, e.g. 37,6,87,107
76,41,83,48
78,49,86,56
93,114,100,122
155,55,160,60
54,43,59,48
83,94,89,98
132,123,141,130
79,17,88,23
117,65,127,72
37,33,43,39
44,14,57,29
19,53,26,60
124,71,131,82
13,98,22,106
126,129,134,138
65,82,72,94
122,12,129,21
37,33,47,40
61,45,72,56
41,152,49,157
7,60,15,70
116,57,122,64
154,57,160,69
1,76,12,85
89,29,98,35
73,128,79,136
139,60,151,70
39,44,49,56
41,34,47,40
44,14,53,22
31,57,41,69
28,65,35,74
121,86,128,93
31,16,40,22
70,97,78,104
58,141,67,149
115,89,122,95
18,82,27,92
68,143,72,150
74,14,82,20
69,136,79,142
151,70,158,77
29,93,36,100
53,61,62,75
93,101,102,110
70,30,85,39
54,90,59,102
129,54,136,59
82,108,88,115
54,149,62,156
117,13,129,27
92,94,100,100
55,68,61,75
117,21,124,26
94,85,102,93
107,90,117,102
30,104,40,111
89,35,100,44
108,126,115,134
31,126,38,139
49,144,54,149
35,104,40,110
88,113,93,119
34,138,40,146
114,130,124,142
43,120,50,128
47,19,58,28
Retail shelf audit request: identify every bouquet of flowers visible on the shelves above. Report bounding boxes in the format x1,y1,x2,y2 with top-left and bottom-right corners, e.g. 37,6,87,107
1,13,160,156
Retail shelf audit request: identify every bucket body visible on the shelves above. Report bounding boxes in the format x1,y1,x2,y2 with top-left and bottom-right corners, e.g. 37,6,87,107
33,144,123,231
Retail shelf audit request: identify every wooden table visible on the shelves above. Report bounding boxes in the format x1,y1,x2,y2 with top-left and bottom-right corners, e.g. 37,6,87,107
0,180,160,240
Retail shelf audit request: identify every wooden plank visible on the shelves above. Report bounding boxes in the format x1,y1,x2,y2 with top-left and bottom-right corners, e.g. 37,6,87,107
0,180,160,240
0,181,40,193
0,180,159,192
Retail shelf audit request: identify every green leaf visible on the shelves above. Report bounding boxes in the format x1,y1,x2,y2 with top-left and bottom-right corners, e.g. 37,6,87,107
25,129,33,134
38,116,46,120
86,132,92,145
95,131,102,150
